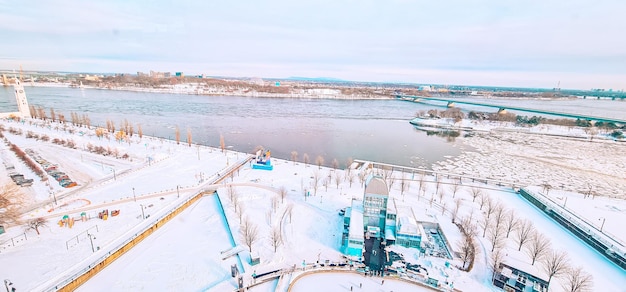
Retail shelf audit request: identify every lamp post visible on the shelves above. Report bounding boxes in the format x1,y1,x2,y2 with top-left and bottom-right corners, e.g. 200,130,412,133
4,279,13,292
133,187,136,202
139,204,145,220
177,185,180,198
50,190,57,205
599,217,606,232
87,233,96,252
113,169,116,181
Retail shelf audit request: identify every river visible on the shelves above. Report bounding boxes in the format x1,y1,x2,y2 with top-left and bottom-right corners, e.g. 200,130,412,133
2,86,624,169
0,86,467,168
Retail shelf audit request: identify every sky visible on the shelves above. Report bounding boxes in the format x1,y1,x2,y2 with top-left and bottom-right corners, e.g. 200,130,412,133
0,0,625,89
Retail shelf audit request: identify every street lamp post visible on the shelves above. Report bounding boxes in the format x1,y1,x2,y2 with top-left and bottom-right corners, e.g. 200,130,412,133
599,217,606,232
133,187,136,202
113,169,116,181
4,279,13,292
140,204,145,220
87,233,96,252
177,185,180,198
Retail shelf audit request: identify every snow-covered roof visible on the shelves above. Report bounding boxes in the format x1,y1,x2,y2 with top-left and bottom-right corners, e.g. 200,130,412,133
348,201,364,240
397,216,419,236
364,175,388,197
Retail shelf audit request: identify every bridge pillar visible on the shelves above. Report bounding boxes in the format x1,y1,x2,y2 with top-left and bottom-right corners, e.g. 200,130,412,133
497,108,508,114
447,102,455,108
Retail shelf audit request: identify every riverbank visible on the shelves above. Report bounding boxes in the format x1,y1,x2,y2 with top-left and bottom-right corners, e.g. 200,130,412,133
23,82,393,100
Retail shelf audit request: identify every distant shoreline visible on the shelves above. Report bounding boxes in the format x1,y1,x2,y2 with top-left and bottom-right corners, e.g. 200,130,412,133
22,82,394,100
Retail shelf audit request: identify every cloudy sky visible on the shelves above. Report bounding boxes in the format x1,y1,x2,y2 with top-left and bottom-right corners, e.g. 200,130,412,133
1,0,625,89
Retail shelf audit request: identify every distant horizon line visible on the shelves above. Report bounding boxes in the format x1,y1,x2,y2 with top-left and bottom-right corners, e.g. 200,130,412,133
1,68,623,93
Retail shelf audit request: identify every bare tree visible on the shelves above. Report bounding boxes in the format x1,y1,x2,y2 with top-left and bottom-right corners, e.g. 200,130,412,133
488,223,506,252
186,128,192,147
279,186,287,203
137,123,143,140
227,185,237,201
491,203,507,232
334,171,342,189
346,171,355,187
322,174,330,192
311,170,321,196
542,250,571,288
503,211,520,238
484,197,497,219
515,219,535,251
315,155,324,169
220,134,226,153
346,157,354,170
417,172,424,199
269,224,282,252
450,183,461,198
490,248,505,283
358,172,367,187
470,188,480,202
0,185,24,226
232,194,240,214
331,158,339,170
303,153,310,166
479,215,491,238
291,151,298,165
561,266,594,292
241,217,259,252
400,173,410,200
49,108,56,122
478,192,487,210
175,126,180,145
28,217,48,235
526,231,551,265
457,234,476,271
452,198,463,223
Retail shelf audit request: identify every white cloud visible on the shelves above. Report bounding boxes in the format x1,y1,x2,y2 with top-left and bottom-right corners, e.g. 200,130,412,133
0,0,625,89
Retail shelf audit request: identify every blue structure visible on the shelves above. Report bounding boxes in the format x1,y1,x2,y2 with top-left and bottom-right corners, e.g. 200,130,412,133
342,199,364,258
252,149,274,170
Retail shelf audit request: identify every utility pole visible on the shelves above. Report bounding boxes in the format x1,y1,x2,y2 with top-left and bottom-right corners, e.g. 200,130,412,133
140,204,145,220
87,233,96,252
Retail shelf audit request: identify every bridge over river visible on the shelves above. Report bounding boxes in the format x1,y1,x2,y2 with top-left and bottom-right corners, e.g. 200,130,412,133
397,95,626,125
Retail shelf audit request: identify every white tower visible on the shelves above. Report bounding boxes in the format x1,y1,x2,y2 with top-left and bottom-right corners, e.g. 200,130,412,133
14,79,31,118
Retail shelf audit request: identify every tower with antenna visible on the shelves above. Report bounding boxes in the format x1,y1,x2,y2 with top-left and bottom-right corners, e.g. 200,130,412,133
13,65,31,118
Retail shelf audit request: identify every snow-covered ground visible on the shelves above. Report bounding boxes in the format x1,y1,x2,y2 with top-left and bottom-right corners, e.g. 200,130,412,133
0,117,624,292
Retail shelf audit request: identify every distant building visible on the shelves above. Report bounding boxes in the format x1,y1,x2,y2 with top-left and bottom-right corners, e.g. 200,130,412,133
418,85,432,92
149,71,170,78
137,72,147,77
175,72,184,78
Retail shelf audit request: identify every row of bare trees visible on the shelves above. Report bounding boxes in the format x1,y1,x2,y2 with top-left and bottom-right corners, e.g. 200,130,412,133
474,196,594,291
290,151,354,170
227,184,294,254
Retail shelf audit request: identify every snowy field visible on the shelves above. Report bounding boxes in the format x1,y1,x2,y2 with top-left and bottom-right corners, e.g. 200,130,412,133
0,117,624,292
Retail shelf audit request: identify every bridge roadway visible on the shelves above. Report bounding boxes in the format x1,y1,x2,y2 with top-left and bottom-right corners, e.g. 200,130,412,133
397,94,626,124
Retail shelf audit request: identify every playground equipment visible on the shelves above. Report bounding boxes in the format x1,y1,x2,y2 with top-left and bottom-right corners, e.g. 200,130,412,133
252,149,274,170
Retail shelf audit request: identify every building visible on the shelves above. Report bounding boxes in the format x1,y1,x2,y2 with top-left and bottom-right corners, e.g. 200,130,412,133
363,175,389,238
342,199,364,258
493,262,549,292
175,72,184,78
